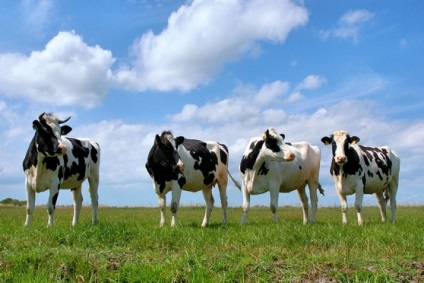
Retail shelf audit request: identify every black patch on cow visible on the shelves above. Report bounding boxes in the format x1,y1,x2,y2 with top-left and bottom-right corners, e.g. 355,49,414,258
299,165,302,170
43,157,60,171
33,120,61,156
178,175,186,189
23,135,38,171
265,136,281,153
52,191,59,208
359,146,393,178
91,143,99,163
58,166,64,180
330,143,362,177
258,162,269,176
182,139,219,185
367,170,373,178
145,132,182,193
67,138,89,181
240,140,264,174
218,143,228,165
362,175,367,188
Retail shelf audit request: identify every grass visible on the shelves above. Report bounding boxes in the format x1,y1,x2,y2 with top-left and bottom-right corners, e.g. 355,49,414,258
0,205,423,282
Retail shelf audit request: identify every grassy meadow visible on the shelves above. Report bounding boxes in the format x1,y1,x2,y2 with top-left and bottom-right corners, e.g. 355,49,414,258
0,205,423,282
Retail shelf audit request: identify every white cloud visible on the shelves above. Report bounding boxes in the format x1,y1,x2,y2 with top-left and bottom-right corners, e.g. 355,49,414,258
20,0,54,37
287,91,304,102
168,80,293,125
115,0,308,92
0,31,114,108
319,9,374,42
254,81,290,105
296,75,327,90
340,9,374,26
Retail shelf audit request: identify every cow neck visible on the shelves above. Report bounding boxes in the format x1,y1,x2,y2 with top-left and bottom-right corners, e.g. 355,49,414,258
246,153,267,193
334,163,344,191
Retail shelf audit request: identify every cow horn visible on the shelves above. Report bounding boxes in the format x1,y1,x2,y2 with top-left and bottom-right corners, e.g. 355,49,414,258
38,112,46,120
58,116,71,124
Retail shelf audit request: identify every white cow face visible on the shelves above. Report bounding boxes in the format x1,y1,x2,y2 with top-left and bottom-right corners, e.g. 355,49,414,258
321,130,360,165
260,128,295,162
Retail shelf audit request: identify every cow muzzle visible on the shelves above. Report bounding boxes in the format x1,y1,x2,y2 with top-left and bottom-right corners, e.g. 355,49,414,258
176,162,184,173
285,151,295,161
56,144,67,156
335,155,347,165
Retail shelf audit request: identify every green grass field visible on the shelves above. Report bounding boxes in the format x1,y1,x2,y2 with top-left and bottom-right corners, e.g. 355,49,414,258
0,205,423,282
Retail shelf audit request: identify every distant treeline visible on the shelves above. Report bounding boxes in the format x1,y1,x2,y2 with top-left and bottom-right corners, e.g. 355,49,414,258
0,198,26,206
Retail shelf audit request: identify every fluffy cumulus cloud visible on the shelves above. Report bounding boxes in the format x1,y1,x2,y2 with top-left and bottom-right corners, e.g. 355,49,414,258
115,0,309,92
0,31,114,108
319,9,374,41
167,79,298,126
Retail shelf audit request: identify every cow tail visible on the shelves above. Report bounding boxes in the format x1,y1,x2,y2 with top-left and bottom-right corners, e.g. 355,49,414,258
318,183,325,196
228,171,241,190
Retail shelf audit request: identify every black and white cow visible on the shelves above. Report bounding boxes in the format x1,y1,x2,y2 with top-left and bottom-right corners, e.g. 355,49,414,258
321,130,400,225
23,113,100,226
145,131,229,227
237,128,324,224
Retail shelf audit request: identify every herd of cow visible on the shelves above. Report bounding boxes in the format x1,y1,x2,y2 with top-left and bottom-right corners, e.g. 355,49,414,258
23,113,400,227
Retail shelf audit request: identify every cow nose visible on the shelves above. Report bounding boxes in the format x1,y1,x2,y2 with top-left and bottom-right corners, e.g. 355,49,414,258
57,144,67,155
286,152,295,160
177,162,184,172
336,156,347,164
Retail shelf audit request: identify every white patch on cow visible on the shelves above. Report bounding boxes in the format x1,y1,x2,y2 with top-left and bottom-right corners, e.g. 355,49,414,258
238,130,322,224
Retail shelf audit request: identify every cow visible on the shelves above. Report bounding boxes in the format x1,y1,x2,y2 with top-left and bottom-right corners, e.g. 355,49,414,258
23,113,100,226
145,131,229,227
236,128,324,224
321,130,400,225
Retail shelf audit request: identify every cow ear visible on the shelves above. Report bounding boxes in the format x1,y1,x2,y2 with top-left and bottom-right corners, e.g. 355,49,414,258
321,136,332,145
262,129,269,140
350,136,360,145
280,134,285,140
61,125,72,136
32,120,41,131
175,136,184,146
155,134,162,146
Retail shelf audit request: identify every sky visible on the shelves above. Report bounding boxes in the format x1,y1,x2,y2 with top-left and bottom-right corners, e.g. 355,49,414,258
0,0,423,210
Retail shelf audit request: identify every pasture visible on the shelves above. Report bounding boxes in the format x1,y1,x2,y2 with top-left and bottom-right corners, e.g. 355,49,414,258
0,205,423,282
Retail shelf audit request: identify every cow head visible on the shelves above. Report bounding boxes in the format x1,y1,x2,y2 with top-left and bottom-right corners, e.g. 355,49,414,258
260,128,295,162
321,130,360,165
32,113,72,157
151,131,185,174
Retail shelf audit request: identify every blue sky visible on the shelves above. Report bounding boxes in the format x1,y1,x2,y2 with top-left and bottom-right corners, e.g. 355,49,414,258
0,0,423,210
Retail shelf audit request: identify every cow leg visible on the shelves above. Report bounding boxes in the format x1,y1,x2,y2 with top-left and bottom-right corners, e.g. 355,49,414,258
170,187,182,227
336,189,348,225
307,180,319,224
71,186,83,226
354,190,365,226
375,191,387,223
269,188,279,223
25,184,36,227
201,189,215,227
88,176,99,224
297,186,309,224
218,182,228,225
240,183,250,224
47,187,60,226
157,194,167,227
388,183,398,223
